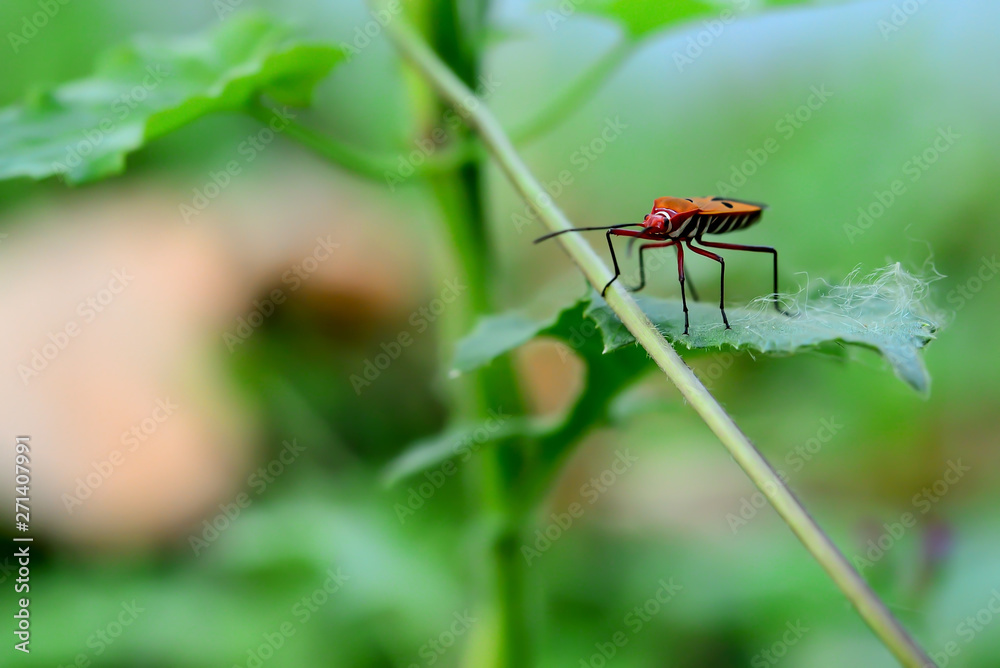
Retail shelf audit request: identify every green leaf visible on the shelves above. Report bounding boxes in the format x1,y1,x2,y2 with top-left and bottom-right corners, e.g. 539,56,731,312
580,0,825,41
580,0,719,40
451,298,602,377
0,13,342,184
386,264,941,485
382,415,549,486
452,310,565,375
386,299,650,484
587,263,941,393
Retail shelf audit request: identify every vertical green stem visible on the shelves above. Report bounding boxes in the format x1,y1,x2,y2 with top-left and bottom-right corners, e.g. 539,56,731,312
427,132,534,668
407,3,533,665
429,153,533,668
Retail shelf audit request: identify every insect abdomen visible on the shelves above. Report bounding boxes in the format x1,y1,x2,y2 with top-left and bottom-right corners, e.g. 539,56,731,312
695,210,762,237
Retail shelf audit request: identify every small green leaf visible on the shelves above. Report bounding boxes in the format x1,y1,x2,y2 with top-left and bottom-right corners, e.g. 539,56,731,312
580,0,825,41
0,13,342,184
388,299,650,483
452,309,565,375
382,415,551,486
578,0,723,40
587,263,941,393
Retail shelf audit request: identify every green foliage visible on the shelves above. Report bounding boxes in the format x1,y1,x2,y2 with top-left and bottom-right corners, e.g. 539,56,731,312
579,0,831,41
0,13,342,184
589,264,942,394
388,262,940,482
458,264,939,398
579,0,719,39
386,300,649,484
382,416,542,485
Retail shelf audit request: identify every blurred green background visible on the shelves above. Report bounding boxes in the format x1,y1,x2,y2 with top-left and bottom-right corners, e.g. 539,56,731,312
1,0,998,666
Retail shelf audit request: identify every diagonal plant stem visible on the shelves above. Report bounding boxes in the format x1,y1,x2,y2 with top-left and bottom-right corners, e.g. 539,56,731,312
384,18,935,668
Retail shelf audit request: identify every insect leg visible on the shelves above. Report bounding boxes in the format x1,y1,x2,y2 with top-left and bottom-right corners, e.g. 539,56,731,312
602,229,646,296
627,240,676,292
695,238,791,316
676,242,690,335
680,246,700,302
686,241,730,329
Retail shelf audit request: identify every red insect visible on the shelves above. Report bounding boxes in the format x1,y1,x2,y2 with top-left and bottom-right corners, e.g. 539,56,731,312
535,196,784,335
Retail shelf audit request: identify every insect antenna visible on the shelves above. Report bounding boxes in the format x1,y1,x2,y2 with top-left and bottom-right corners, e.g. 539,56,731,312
534,223,641,244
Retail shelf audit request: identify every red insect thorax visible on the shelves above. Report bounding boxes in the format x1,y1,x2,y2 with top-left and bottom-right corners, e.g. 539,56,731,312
644,197,699,234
